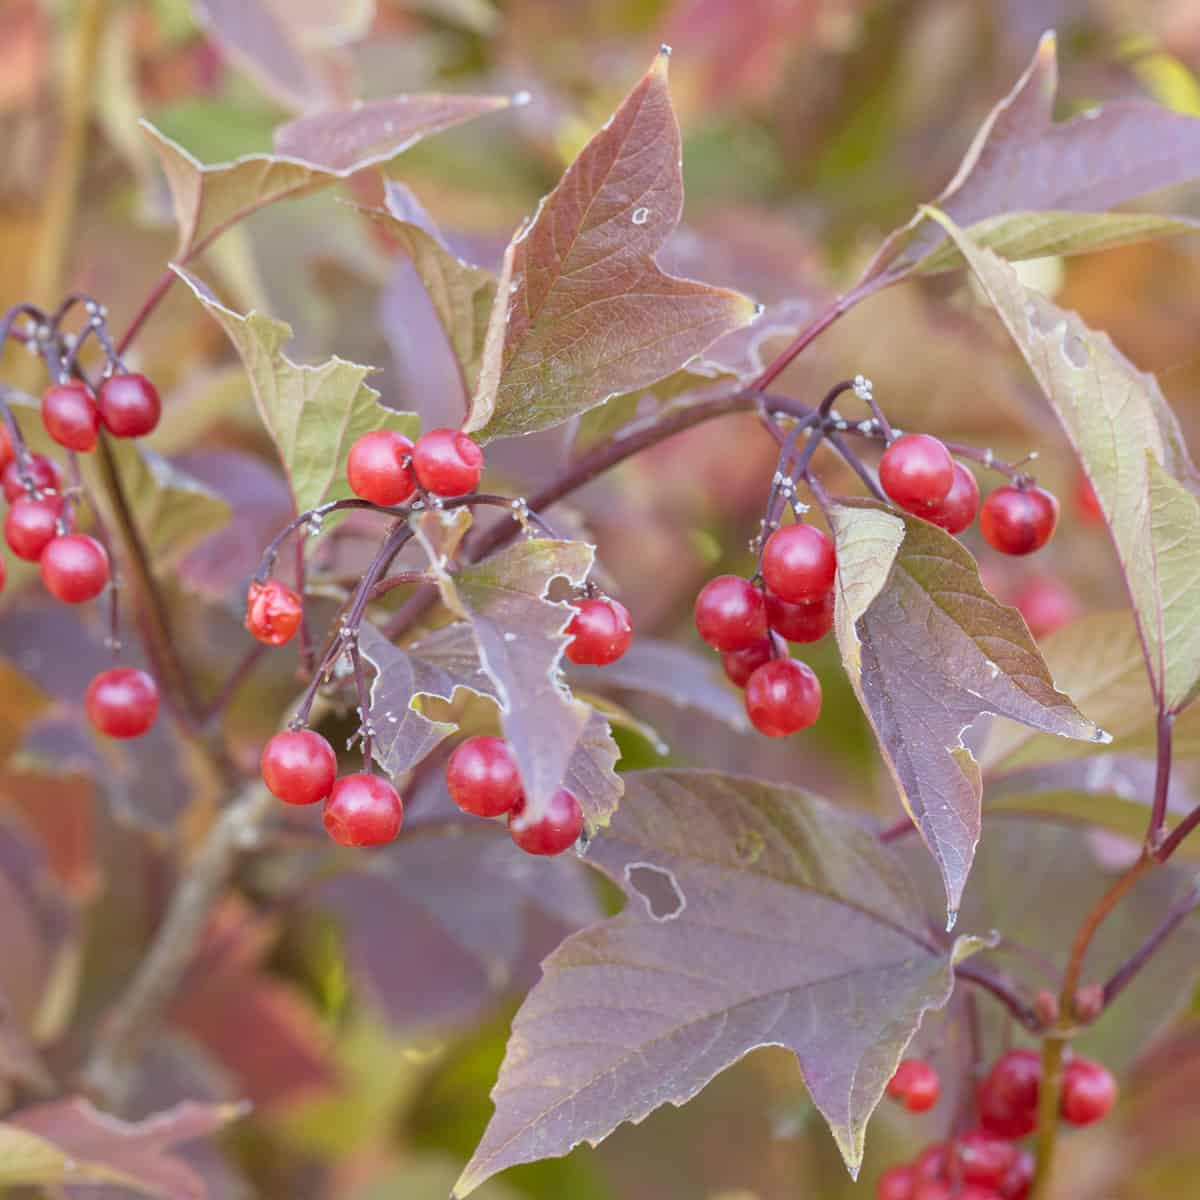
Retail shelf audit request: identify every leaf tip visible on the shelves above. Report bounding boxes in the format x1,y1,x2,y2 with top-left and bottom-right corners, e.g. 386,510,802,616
1037,29,1058,61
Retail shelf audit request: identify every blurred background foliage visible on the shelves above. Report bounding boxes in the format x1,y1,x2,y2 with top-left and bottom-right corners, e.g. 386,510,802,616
2,1,1200,1197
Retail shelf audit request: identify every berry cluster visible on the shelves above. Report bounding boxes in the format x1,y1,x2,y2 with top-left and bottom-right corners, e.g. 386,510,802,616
878,1051,1117,1199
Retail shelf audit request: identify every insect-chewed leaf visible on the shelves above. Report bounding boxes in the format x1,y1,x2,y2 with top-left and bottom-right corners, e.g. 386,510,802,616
931,210,1200,715
454,769,984,1195
463,49,758,440
830,501,1104,920
176,269,417,514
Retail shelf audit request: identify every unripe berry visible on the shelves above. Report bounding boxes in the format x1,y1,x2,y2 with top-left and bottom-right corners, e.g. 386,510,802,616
765,589,833,644
927,462,980,534
40,534,109,603
260,730,337,806
720,633,785,688
245,578,303,646
41,381,99,452
694,575,767,651
1072,983,1104,1025
564,596,633,666
879,434,955,513
744,658,822,736
86,668,159,739
1059,1057,1117,1125
761,523,836,603
96,373,162,438
5,495,71,561
323,774,404,846
446,736,524,817
412,428,484,497
980,486,1058,556
886,1059,941,1113
346,430,416,506
2,453,60,502
509,787,583,855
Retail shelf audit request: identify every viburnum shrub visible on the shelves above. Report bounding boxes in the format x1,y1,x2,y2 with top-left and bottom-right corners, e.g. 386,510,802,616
3,14,1200,1200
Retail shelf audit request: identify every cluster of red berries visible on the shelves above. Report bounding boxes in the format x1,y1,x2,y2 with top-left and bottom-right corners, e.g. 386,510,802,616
879,433,1058,555
878,1050,1117,1199
694,521,834,736
1,373,163,742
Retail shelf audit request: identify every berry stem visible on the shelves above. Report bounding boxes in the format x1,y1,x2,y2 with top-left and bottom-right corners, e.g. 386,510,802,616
1101,880,1200,1009
954,962,1043,1033
200,643,268,725
117,267,177,356
1029,1034,1067,1200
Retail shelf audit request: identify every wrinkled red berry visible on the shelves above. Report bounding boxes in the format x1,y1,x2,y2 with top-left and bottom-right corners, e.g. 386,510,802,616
2,453,60,502
260,730,337,806
5,495,71,561
744,658,822,736
977,1049,1041,1139
980,486,1058,556
694,575,767,651
880,434,955,512
765,589,834,644
509,787,583,855
323,774,404,846
41,381,99,452
927,462,980,534
412,428,484,497
346,429,416,506
40,534,109,603
86,668,160,739
721,633,785,688
245,578,303,646
1060,1057,1117,1125
97,373,161,438
887,1059,941,1113
565,596,633,666
761,523,836,603
876,1164,916,1200
446,736,524,818
958,1128,1018,1187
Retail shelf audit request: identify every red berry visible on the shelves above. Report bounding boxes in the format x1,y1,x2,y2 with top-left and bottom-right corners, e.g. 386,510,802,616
887,1059,941,1113
1059,1057,1116,1125
694,575,767,651
323,773,404,846
260,730,337,806
765,589,834,644
914,1143,949,1181
411,428,484,497
446,735,524,818
999,1150,1034,1200
509,787,583,855
1012,576,1078,638
879,434,955,512
0,423,12,471
40,534,109,603
958,1129,1018,1187
761,524,836,603
1073,472,1103,525
5,495,71,561
2,453,60,501
877,1164,916,1200
927,462,980,534
41,381,99,452
565,596,633,666
85,667,159,739
980,486,1058,556
346,430,416,506
912,1182,953,1200
720,632,785,688
744,658,822,736
245,578,303,646
977,1050,1041,1139
96,373,161,438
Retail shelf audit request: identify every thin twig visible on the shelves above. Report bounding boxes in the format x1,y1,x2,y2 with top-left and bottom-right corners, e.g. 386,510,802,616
955,962,1043,1033
1102,881,1200,1008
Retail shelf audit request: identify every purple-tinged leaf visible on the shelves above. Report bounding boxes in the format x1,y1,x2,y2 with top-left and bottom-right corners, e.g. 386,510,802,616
455,769,985,1194
176,269,417,515
3,1097,246,1197
463,49,758,441
932,209,1200,714
830,500,1104,920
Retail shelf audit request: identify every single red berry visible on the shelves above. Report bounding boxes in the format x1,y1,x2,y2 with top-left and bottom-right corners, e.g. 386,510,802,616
879,434,955,512
1059,1057,1117,1126
2,452,60,502
887,1059,941,1113
245,578,303,646
977,1049,1041,1139
85,667,159,739
260,729,337,806
41,381,99,452
1073,472,1103,525
411,428,484,497
927,461,981,534
877,1164,916,1200
446,735,524,818
565,596,633,666
1012,576,1077,638
744,658,822,736
980,486,1058,556
40,534,109,603
346,429,417,506
761,523,836,603
914,1143,949,1181
96,373,162,438
999,1150,1034,1200
509,787,583,855
958,1129,1018,1187
0,423,12,471
323,773,404,847
721,632,786,688
765,589,834,644
5,495,71,561
694,575,767,651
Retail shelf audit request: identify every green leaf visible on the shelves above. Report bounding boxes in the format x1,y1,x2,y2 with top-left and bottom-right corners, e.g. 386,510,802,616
929,208,1200,714
176,269,417,514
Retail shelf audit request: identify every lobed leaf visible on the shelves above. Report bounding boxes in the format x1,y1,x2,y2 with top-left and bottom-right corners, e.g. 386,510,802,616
830,500,1104,919
176,269,417,514
455,769,984,1194
463,49,758,440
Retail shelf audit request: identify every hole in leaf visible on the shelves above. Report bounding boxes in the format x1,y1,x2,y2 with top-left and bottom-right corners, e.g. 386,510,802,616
625,862,686,921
